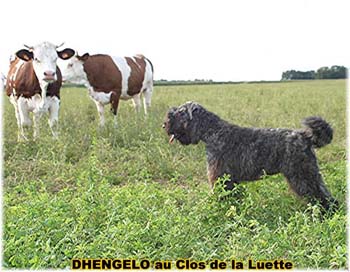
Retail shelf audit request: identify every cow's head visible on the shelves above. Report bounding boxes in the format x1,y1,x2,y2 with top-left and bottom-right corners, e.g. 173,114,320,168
61,53,90,84
16,42,75,83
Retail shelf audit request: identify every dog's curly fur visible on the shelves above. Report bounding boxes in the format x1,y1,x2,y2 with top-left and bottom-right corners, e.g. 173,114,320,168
163,101,338,211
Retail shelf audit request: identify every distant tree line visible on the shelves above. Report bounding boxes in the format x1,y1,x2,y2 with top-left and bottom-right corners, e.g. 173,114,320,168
155,79,214,86
282,65,347,80
154,79,298,86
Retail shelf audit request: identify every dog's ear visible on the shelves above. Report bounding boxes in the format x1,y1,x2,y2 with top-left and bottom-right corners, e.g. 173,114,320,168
169,107,177,113
168,107,177,119
187,102,200,120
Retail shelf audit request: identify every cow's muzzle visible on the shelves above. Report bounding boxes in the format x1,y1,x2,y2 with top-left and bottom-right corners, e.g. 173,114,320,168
43,71,56,82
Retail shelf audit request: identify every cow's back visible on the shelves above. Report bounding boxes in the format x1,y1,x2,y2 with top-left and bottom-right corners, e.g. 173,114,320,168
83,55,123,93
83,54,152,96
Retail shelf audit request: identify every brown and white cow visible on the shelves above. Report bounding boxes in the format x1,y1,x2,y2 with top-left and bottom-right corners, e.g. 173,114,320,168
5,42,75,140
61,53,154,126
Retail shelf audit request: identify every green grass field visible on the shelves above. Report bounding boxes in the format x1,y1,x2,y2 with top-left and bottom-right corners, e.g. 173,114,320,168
3,80,347,269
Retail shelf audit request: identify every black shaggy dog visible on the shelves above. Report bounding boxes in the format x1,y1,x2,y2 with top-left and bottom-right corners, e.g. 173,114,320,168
163,101,338,211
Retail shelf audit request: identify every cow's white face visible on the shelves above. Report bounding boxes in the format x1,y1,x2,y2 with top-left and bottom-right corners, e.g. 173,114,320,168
16,42,75,84
61,54,88,85
32,42,58,83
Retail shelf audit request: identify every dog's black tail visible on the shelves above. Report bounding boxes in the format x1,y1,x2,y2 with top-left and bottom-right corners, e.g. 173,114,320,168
302,116,333,148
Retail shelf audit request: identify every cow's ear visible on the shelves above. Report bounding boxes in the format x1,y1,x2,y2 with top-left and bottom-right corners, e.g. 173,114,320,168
77,53,89,62
57,48,75,60
16,49,33,61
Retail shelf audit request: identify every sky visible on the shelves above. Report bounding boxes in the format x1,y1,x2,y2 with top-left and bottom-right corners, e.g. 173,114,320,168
0,0,348,81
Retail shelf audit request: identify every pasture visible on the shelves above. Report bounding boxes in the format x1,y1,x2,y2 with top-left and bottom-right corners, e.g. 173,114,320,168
3,80,347,269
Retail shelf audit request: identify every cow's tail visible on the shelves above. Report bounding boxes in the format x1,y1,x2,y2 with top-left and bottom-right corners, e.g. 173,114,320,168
302,116,333,148
136,54,154,74
144,57,154,74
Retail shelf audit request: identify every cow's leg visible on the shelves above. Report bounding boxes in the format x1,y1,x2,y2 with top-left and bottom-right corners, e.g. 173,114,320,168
9,95,24,141
113,115,118,128
93,100,105,127
48,96,60,138
17,97,31,141
33,112,41,139
38,81,48,111
132,94,142,114
110,92,121,128
15,108,23,141
142,88,153,115
32,94,43,139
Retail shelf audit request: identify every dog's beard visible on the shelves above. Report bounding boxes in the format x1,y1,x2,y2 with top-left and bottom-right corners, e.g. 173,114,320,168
174,132,192,145
166,126,192,145
164,118,192,145
163,107,200,145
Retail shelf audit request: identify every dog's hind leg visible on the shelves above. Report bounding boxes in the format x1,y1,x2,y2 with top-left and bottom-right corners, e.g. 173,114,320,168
282,157,338,211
